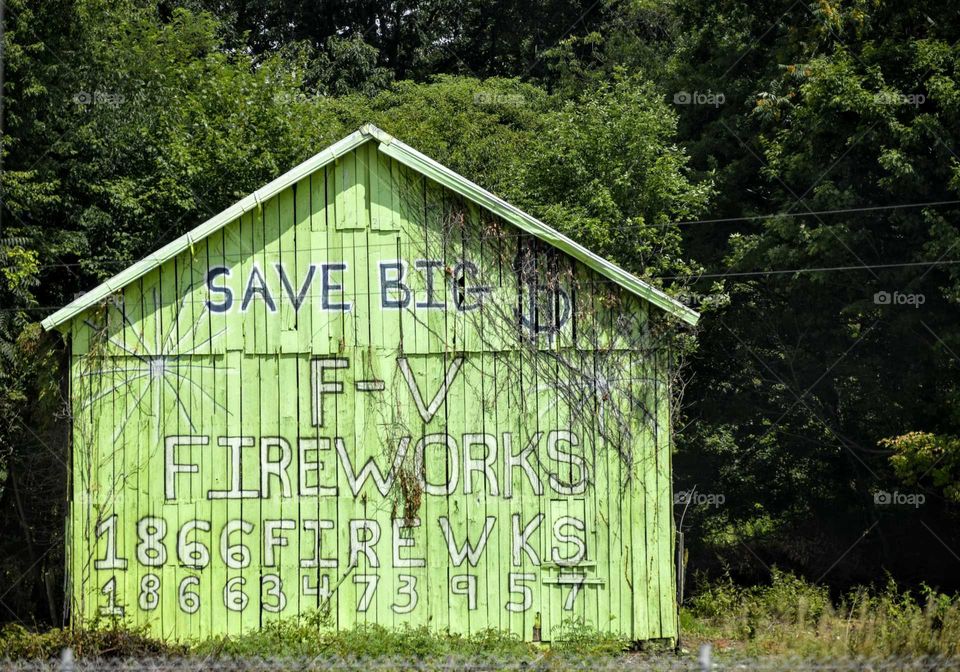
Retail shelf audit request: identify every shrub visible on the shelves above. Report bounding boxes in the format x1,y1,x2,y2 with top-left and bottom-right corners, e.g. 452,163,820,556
194,621,538,659
684,570,960,657
550,619,631,656
0,622,184,659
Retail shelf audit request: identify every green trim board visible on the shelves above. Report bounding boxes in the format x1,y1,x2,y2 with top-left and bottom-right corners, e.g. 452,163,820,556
42,126,698,331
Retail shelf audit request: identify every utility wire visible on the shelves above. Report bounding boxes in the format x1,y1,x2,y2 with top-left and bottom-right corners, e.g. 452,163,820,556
663,259,960,280
29,198,960,272
669,200,960,226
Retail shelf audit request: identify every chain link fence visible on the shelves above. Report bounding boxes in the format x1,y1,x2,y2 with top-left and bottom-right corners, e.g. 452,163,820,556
2,648,960,672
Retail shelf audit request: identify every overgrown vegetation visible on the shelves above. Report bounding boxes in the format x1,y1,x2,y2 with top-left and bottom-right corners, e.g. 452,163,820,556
4,574,959,660
682,570,960,657
195,620,535,658
0,619,625,660
0,621,187,659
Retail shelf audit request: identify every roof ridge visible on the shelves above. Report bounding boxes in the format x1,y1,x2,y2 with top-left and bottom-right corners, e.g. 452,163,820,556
42,125,698,330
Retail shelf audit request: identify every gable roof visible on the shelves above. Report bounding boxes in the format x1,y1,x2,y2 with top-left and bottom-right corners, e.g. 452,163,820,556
41,124,699,330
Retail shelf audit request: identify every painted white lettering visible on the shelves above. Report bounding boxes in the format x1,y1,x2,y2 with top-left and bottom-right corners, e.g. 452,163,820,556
450,574,478,609
94,514,128,570
220,519,253,569
301,519,337,568
512,513,543,566
208,436,258,499
551,516,587,566
261,574,286,613
260,436,293,498
223,576,248,611
302,574,332,602
349,519,381,568
506,573,535,612
392,518,425,568
298,438,337,496
136,517,167,567
547,430,588,495
397,356,463,423
311,358,348,427
463,433,499,496
438,516,496,567
177,519,211,569
264,519,296,566
391,574,418,614
336,436,411,497
502,432,543,498
415,433,460,496
354,574,379,611
165,435,205,501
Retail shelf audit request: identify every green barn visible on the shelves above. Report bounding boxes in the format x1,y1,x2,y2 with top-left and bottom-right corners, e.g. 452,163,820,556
42,125,698,643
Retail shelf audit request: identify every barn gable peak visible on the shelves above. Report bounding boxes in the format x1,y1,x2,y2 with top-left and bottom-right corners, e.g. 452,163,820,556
41,124,698,330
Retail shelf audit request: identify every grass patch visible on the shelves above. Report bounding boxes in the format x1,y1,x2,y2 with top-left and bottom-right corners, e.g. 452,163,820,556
1,617,626,660
549,619,631,656
194,620,538,658
683,569,960,657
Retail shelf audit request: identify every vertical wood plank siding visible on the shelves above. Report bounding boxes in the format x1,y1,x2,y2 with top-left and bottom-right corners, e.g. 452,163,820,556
66,140,678,643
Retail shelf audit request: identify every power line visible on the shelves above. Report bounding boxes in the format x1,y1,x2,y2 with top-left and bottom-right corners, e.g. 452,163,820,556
30,199,960,273
669,200,960,226
663,259,960,280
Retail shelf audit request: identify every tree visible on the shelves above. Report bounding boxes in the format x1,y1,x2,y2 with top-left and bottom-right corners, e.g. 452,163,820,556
663,0,960,588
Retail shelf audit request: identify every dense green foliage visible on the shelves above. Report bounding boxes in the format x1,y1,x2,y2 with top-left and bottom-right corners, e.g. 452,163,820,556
883,432,960,503
665,0,960,589
2,0,960,628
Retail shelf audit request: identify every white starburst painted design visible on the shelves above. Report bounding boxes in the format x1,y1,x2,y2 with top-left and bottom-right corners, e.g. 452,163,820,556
80,286,232,444
535,350,638,438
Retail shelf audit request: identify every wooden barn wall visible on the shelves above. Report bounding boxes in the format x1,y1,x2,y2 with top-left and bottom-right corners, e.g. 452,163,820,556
65,141,677,642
